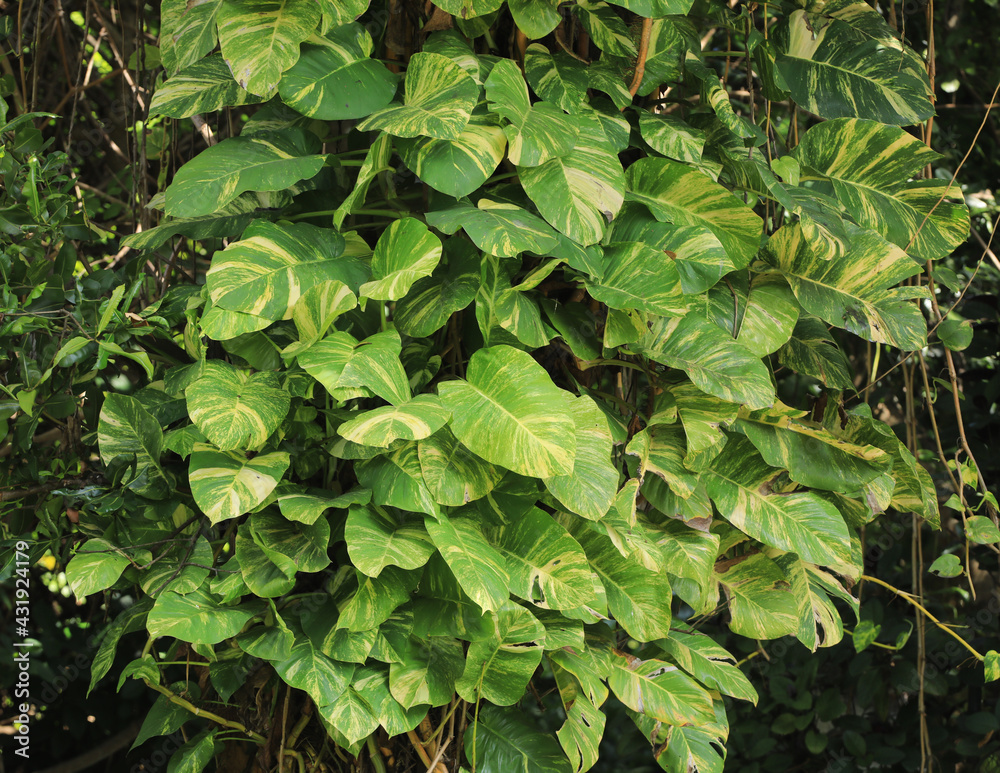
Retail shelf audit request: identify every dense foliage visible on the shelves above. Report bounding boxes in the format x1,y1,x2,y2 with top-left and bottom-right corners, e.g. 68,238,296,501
2,0,998,771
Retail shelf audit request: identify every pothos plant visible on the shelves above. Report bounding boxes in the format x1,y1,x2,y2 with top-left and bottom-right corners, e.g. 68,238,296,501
7,0,997,770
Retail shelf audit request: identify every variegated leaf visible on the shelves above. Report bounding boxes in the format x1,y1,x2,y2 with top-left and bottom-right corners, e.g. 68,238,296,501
288,280,357,353
389,635,464,708
715,552,799,639
149,54,265,118
98,393,169,497
573,1,636,57
703,272,799,357
333,132,391,229
480,506,598,612
659,631,758,703
668,381,739,471
508,0,562,39
357,52,478,140
587,241,687,315
626,157,763,269
557,697,606,773
159,0,221,75
251,509,330,573
398,119,507,197
216,0,321,96
575,527,672,640
795,118,969,260
206,221,365,323
186,362,289,450
774,9,933,125
418,426,504,506
359,218,442,301
148,588,261,645
425,510,510,613
524,44,589,113
456,601,545,705
626,424,699,499
298,329,411,406
276,485,371,525
189,444,289,524
274,631,356,707
319,686,379,745
772,552,858,651
395,240,480,337
426,199,560,257
764,222,927,350
638,112,705,163
520,114,625,246
466,705,574,773
278,23,398,119
345,504,436,577
633,314,775,410
476,253,550,348
634,17,695,97
438,345,576,478
485,59,577,167
164,128,325,218
338,395,451,448
356,442,441,517
777,315,853,389
433,0,504,16
235,528,296,597
607,652,715,726
352,664,427,737
706,436,852,566
544,396,619,521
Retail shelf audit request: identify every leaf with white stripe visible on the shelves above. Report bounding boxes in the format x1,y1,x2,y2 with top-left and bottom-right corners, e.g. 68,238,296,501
418,426,504,507
189,445,290,524
632,314,775,410
587,241,687,315
777,315,853,389
774,8,933,125
150,54,265,118
298,330,411,406
148,588,262,645
278,23,398,120
715,552,799,639
275,631,355,708
439,345,576,478
426,199,560,258
345,504,436,577
216,0,320,96
520,114,625,246
703,272,799,357
160,0,221,75
426,510,510,613
356,442,441,517
357,52,478,140
524,44,589,113
659,631,758,703
206,221,367,324
98,393,169,497
434,0,504,16
476,253,550,348
399,119,507,197
639,113,705,163
607,652,715,727
164,128,326,217
276,485,371,525
706,436,852,566
573,1,636,57
359,218,442,301
795,118,969,260
558,696,605,773
508,0,562,39
626,156,763,269
338,395,451,448
186,362,290,450
395,241,480,337
764,221,927,350
543,396,619,521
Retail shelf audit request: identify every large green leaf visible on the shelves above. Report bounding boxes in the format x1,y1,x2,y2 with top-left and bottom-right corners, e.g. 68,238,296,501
352,664,427,737
418,426,504,506
669,381,740,471
357,52,478,140
359,218,442,301
148,588,262,645
438,345,576,478
395,241,480,337
524,44,589,113
587,241,686,315
626,157,762,269
715,552,799,639
466,705,573,773
398,120,507,198
764,222,927,350
659,631,758,703
426,510,510,613
216,0,320,96
573,1,637,57
481,506,598,612
607,652,715,726
735,402,891,493
298,329,411,405
706,436,852,566
520,114,625,246
345,504,436,576
485,59,577,167
638,112,705,164
626,424,699,499
775,8,933,125
456,601,545,705
120,192,269,252
633,16,695,97
777,315,853,389
250,509,330,573
434,0,504,16
98,393,169,496
206,220,365,322
275,631,355,707
337,567,417,633
544,396,619,521
333,132,391,229
795,118,969,260
557,697,605,773
164,129,325,218
160,0,222,75
632,314,775,410
149,54,265,118
356,442,441,517
278,23,398,119
508,0,562,39
66,539,131,599
235,529,296,598
189,445,289,524
475,253,550,348
338,395,450,448
426,199,560,258
703,273,799,358
389,635,465,708
576,528,672,640
186,362,289,450
319,686,379,746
